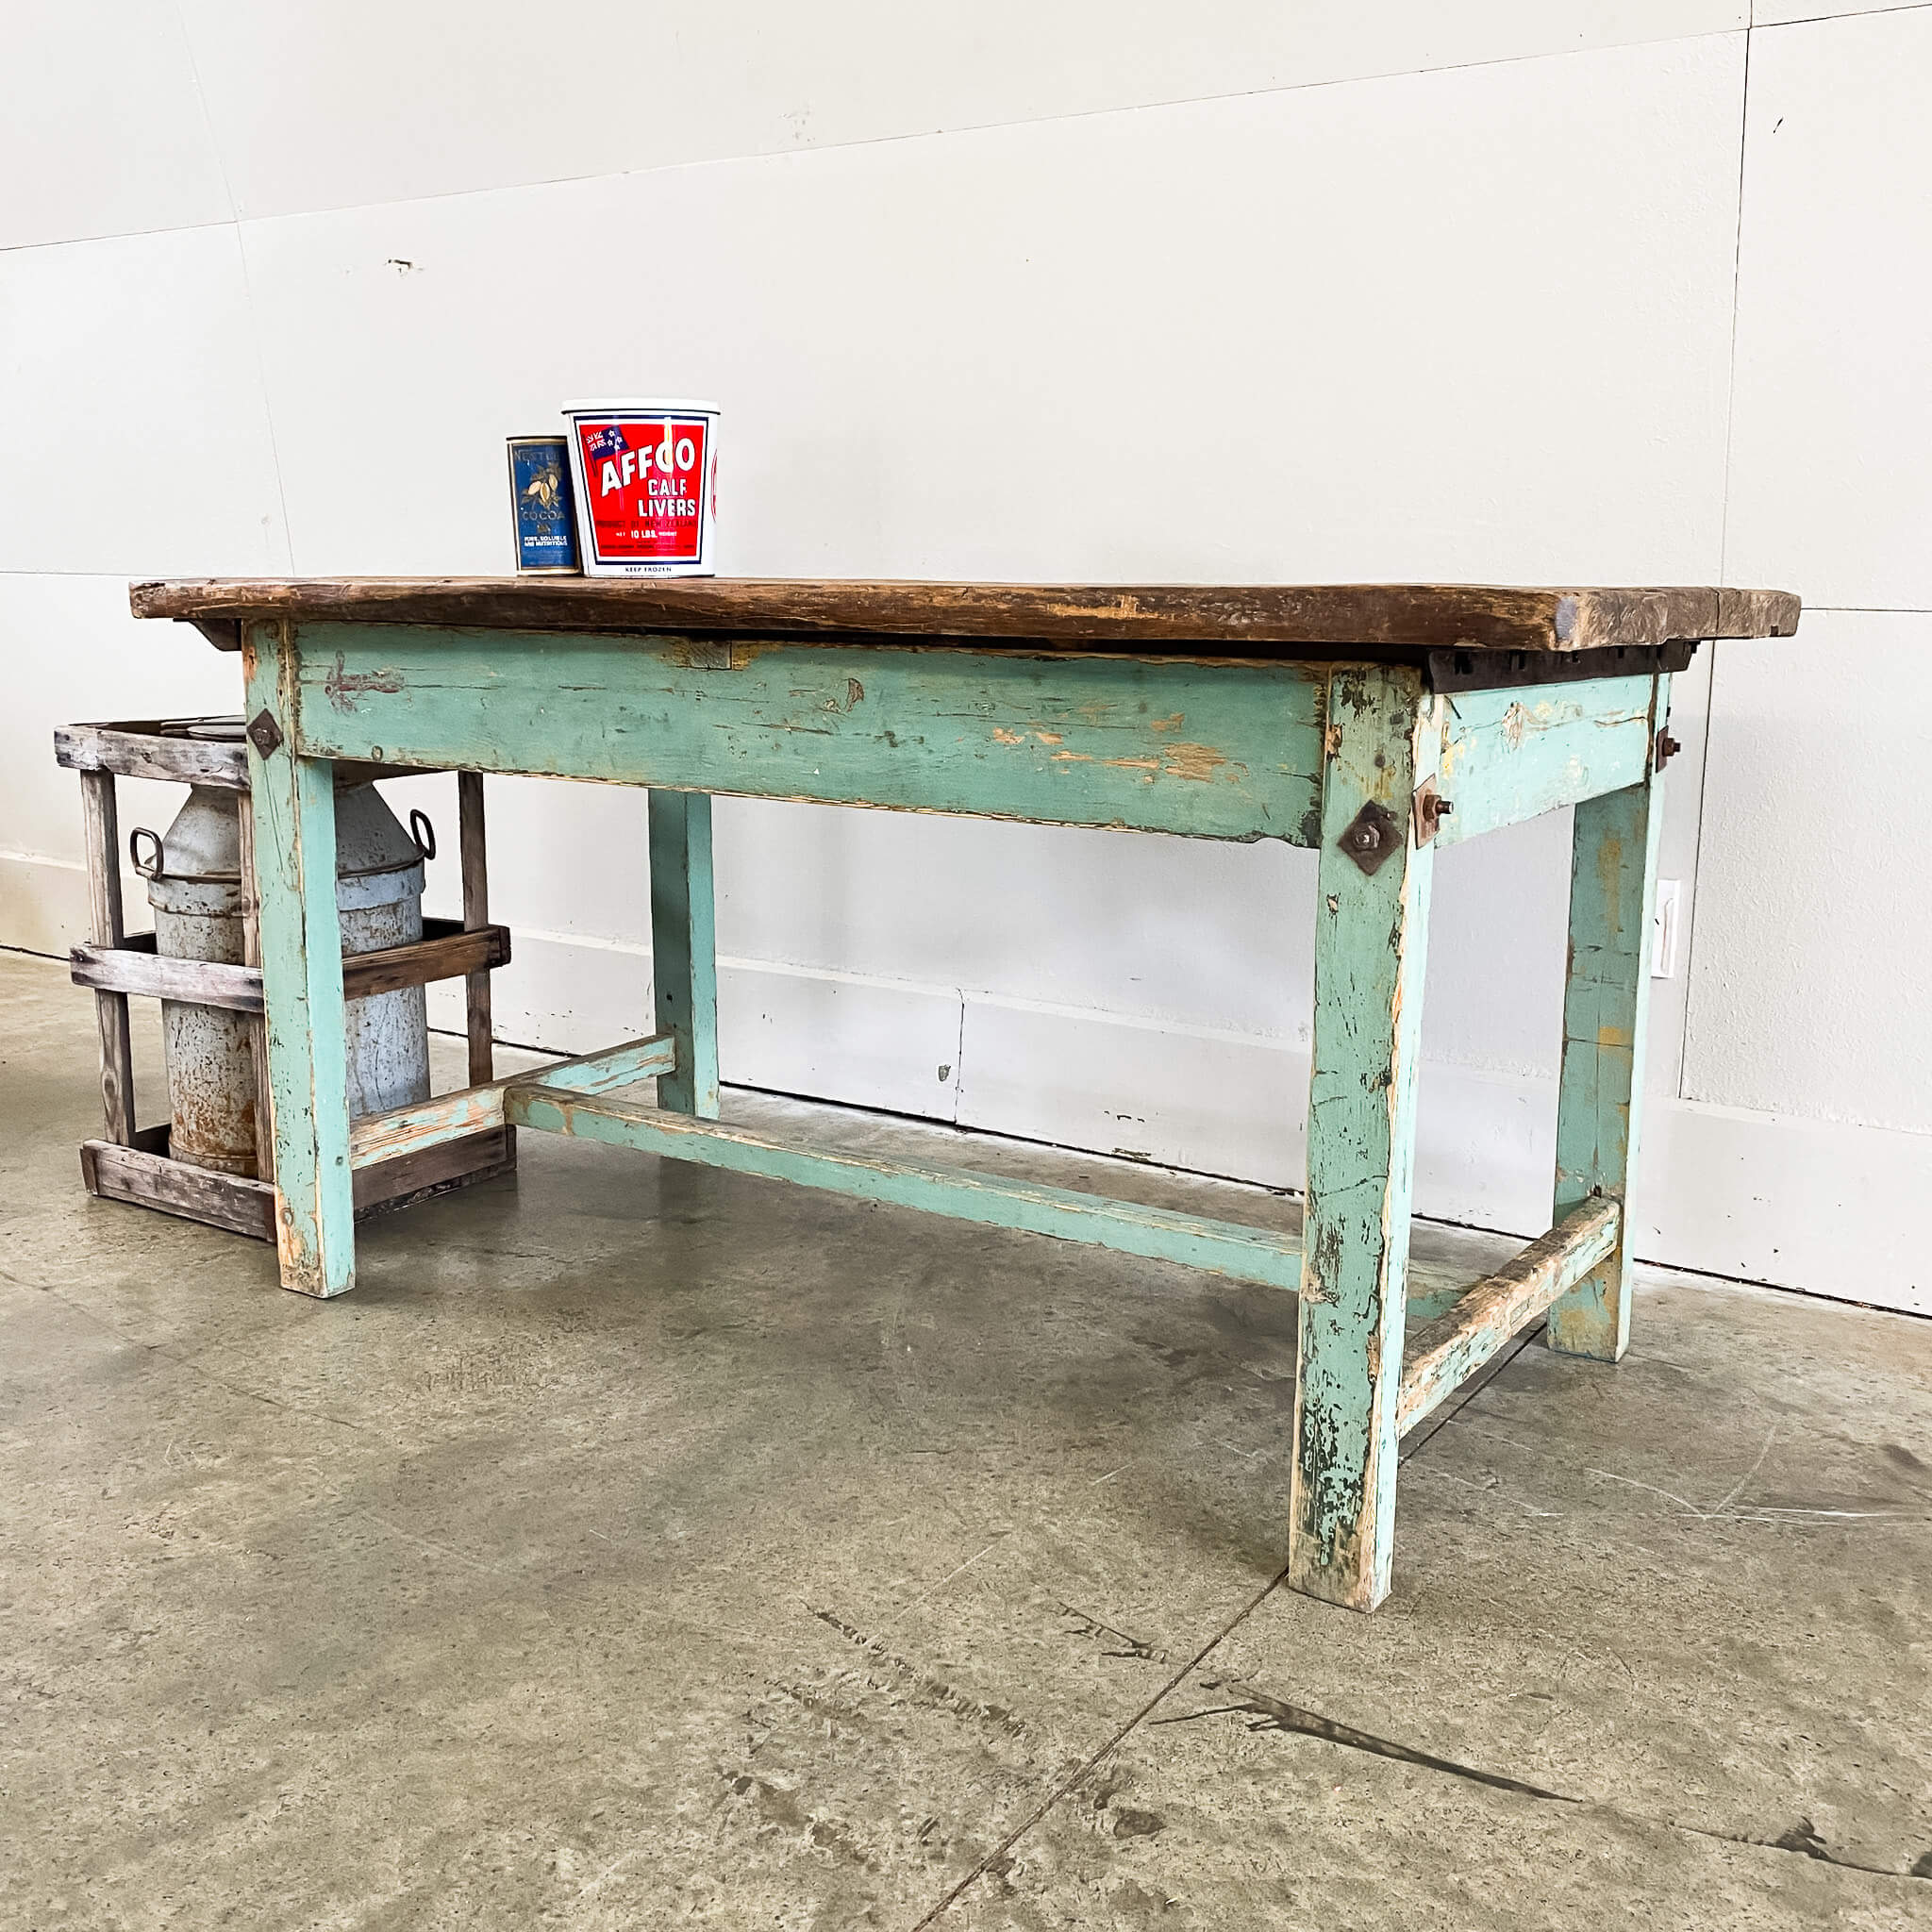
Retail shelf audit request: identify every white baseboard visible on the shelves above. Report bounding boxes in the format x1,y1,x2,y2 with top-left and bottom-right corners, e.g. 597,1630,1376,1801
1641,1102,1928,1318
0,849,153,957
13,859,1925,1319
961,991,1928,1315
428,926,966,1121
461,922,1926,1317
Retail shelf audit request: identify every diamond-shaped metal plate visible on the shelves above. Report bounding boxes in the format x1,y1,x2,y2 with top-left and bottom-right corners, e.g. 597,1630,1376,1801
1338,799,1402,875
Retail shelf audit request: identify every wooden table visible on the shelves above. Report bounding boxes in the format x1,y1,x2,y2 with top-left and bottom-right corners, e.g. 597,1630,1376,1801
132,576,1798,1611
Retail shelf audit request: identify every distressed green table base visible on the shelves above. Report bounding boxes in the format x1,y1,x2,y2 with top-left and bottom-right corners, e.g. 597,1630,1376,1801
348,1035,1626,1423
133,577,1800,1611
259,642,1663,1618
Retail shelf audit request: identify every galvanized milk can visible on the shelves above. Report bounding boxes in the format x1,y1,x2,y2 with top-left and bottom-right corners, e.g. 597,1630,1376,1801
132,760,434,1176
133,784,256,1174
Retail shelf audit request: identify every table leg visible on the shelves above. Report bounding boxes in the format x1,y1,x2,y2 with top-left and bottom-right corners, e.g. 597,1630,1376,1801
1289,665,1437,1611
244,632,355,1295
1549,682,1668,1360
648,789,720,1118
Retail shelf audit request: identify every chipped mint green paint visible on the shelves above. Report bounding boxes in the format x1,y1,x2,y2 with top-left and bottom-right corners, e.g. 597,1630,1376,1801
1289,664,1437,1612
1434,674,1657,846
289,624,1328,845
217,612,1685,1607
1549,678,1668,1360
527,1033,677,1098
648,790,720,1118
1397,1197,1622,1433
502,1087,1307,1290
244,626,356,1297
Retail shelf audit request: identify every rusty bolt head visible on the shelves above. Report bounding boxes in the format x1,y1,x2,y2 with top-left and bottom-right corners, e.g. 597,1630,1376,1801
1339,799,1402,875
1656,729,1683,769
1411,777,1455,846
245,709,284,759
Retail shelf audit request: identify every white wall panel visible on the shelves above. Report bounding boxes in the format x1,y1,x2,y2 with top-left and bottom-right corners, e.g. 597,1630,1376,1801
1724,8,1932,607
0,572,238,952
1752,1,1917,23
6,7,1917,1314
425,927,965,1118
177,0,1744,223
721,958,964,1121
0,573,236,864
715,794,1591,1086
235,36,1744,1114
242,35,1746,591
0,3,231,249
714,802,1307,1041
0,227,290,577
1683,611,1932,1131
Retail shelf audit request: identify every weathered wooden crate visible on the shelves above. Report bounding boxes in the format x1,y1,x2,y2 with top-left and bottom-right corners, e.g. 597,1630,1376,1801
54,717,515,1241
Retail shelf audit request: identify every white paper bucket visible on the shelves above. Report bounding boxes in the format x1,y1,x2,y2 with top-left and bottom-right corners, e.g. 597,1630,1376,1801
562,399,720,577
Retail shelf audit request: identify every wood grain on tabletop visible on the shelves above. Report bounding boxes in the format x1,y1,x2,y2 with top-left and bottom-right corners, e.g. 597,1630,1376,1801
129,577,1801,653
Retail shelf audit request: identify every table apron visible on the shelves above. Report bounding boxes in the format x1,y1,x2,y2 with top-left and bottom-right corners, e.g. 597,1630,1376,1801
1434,672,1660,846
282,622,1329,844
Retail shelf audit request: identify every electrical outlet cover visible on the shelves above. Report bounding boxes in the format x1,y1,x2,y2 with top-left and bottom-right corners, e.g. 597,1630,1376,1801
1652,878,1682,978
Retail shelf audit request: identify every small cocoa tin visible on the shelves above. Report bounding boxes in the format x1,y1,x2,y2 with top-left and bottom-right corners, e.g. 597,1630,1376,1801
507,437,581,575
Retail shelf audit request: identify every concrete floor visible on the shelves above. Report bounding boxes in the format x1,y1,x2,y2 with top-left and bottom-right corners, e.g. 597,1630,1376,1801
2,946,1928,1930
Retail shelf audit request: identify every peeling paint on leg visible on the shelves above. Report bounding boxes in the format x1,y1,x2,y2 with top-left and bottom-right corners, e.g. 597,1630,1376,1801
1551,678,1668,1363
1289,663,1434,1612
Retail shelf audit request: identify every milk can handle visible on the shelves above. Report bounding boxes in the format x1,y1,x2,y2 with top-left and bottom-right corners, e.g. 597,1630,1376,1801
408,808,437,862
128,827,164,880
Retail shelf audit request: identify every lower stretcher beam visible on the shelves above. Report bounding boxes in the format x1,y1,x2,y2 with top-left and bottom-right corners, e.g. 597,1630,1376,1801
345,1032,677,1169
504,1085,1306,1291
1396,1196,1622,1433
346,1039,1618,1425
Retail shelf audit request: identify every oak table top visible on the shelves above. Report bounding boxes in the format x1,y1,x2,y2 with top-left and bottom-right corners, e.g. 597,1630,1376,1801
132,576,1800,658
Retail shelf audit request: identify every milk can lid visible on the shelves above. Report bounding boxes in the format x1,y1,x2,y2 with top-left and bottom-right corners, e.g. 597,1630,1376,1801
155,715,244,742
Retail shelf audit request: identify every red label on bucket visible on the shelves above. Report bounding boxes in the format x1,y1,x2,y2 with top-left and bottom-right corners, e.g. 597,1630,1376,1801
574,416,708,566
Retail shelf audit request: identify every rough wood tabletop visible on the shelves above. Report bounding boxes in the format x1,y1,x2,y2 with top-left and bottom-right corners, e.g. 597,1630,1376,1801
130,576,1800,654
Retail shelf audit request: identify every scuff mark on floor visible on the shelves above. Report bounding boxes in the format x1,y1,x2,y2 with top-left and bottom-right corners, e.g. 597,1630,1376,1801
1147,1673,1930,1890
720,1770,882,1874
906,1561,1295,1931
1057,1604,1170,1665
809,1607,1026,1739
1149,1678,1568,1802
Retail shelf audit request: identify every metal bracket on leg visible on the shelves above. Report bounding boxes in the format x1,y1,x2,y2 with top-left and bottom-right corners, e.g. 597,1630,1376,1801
1338,799,1403,875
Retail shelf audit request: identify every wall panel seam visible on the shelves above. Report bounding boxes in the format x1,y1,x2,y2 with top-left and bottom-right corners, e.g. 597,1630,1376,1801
158,25,1755,234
